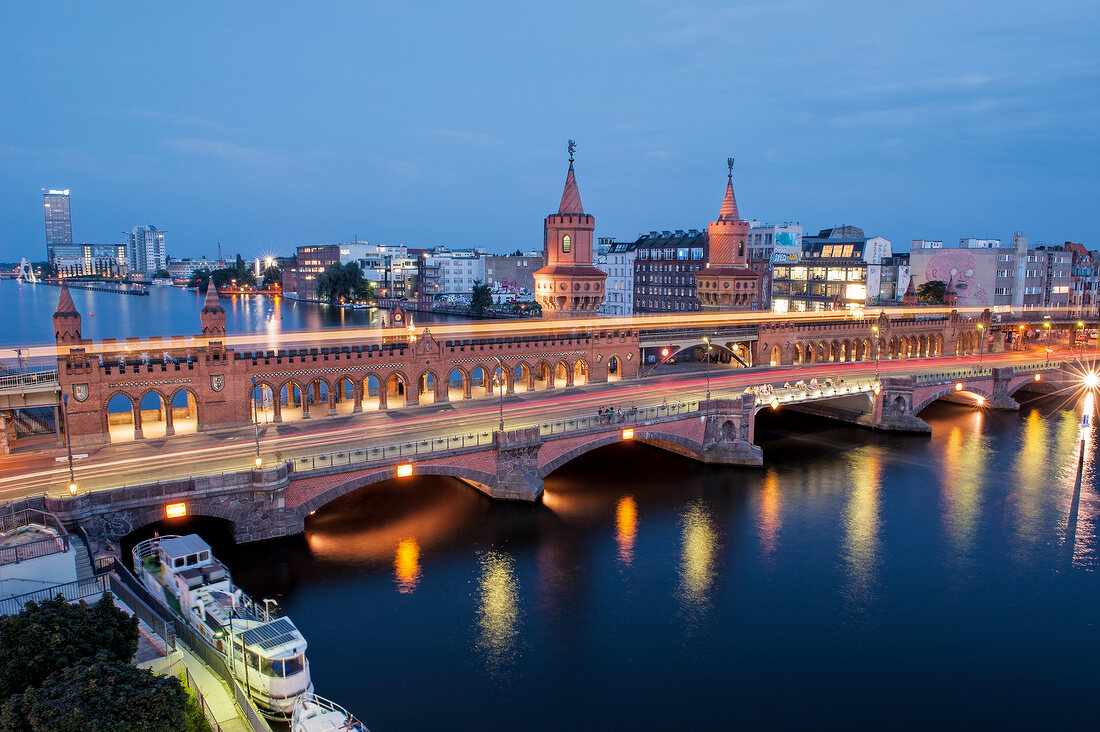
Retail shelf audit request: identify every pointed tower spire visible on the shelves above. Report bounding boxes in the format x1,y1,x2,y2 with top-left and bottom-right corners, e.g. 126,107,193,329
558,139,584,215
200,281,226,337
718,157,740,222
54,282,78,317
902,275,918,306
943,274,958,307
202,280,223,313
53,282,82,345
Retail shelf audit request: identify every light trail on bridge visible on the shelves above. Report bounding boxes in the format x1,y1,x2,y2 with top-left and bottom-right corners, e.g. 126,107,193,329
3,303,1088,362
0,349,1077,498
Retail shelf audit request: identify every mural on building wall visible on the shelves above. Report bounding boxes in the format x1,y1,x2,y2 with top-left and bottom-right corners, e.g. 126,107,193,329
923,249,993,307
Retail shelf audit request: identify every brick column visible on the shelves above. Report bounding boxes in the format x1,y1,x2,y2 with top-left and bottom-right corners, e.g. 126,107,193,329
132,403,143,440
0,412,10,456
328,391,337,417
164,403,175,437
379,386,388,410
353,384,363,413
273,394,283,423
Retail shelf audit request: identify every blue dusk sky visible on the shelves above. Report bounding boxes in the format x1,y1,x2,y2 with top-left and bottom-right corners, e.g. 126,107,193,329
1,1,1097,259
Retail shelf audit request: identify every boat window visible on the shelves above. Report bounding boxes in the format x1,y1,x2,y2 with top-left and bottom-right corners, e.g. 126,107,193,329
199,551,210,561
282,654,305,677
186,553,199,566
260,657,279,677
246,650,259,670
173,557,184,568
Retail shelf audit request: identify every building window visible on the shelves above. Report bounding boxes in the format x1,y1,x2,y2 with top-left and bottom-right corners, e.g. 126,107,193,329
562,235,571,253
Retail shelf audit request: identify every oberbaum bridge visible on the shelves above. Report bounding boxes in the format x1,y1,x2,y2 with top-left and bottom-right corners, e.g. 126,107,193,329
1,153,1087,546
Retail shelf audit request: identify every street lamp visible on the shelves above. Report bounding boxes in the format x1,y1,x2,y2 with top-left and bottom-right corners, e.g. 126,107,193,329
702,337,712,401
62,394,76,494
871,325,880,380
977,323,985,366
250,377,262,468
491,356,506,433
1077,321,1085,357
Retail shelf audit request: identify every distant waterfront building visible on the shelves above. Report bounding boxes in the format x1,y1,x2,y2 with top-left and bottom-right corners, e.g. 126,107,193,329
632,229,706,313
52,243,128,278
166,256,223,280
417,247,487,299
746,222,802,310
770,226,892,313
43,189,73,261
597,239,637,316
292,245,340,300
125,225,167,275
484,252,543,297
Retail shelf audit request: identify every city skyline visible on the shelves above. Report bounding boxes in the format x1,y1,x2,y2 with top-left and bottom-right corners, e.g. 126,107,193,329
2,2,1097,259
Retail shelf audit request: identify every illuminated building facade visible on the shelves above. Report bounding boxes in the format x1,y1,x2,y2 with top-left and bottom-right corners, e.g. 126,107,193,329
43,188,73,260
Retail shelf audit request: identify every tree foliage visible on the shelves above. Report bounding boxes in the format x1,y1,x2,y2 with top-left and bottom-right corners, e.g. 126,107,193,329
0,594,137,698
317,262,374,304
917,279,947,304
261,263,281,288
469,279,492,317
0,661,208,732
0,595,207,732
153,269,171,279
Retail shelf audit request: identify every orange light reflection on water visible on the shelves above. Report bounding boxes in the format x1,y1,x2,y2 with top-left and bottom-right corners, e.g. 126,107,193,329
615,495,638,567
394,537,421,594
758,470,781,557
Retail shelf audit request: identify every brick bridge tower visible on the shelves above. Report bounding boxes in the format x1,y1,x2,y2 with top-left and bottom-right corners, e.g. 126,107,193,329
200,281,226,337
696,158,760,310
533,140,606,319
53,282,81,345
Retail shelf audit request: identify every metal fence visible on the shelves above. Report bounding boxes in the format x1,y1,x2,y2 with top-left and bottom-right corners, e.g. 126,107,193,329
106,571,176,651
0,575,107,615
0,368,59,392
0,509,71,566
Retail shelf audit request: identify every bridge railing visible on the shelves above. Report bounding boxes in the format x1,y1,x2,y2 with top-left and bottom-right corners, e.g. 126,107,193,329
913,368,992,383
0,368,59,392
533,399,701,434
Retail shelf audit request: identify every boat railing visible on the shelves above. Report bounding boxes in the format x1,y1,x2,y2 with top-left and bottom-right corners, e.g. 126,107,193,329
296,693,367,731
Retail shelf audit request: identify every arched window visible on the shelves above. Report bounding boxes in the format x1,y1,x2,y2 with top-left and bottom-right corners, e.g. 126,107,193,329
562,235,571,253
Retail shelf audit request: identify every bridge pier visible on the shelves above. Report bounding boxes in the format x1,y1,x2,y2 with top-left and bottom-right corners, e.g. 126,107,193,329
988,367,1023,411
491,428,544,501
868,377,932,433
698,397,763,466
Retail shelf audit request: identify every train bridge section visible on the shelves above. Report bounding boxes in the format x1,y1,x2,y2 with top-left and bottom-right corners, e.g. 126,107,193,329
14,360,1075,545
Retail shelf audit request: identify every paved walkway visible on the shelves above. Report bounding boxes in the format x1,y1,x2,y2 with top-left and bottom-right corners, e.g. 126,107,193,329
138,639,254,732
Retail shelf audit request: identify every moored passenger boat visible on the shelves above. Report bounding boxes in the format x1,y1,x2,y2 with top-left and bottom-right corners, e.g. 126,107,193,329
293,693,370,731
132,534,313,720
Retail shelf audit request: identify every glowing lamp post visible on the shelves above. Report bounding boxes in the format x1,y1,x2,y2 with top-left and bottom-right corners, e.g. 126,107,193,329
871,325,880,380
977,323,984,366
702,337,712,402
62,394,76,494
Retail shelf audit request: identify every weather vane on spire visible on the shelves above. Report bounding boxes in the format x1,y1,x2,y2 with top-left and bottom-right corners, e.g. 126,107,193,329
568,139,576,163
727,157,734,177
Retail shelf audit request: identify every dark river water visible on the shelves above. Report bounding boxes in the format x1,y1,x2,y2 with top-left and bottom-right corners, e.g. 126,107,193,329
135,395,1100,731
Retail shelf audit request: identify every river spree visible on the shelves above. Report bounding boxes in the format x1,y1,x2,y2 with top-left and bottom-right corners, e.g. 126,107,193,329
0,279,456,350
143,398,1100,730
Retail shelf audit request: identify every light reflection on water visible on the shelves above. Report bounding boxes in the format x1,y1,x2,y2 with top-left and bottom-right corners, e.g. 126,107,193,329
940,424,987,569
394,537,421,594
615,494,638,567
474,550,521,674
678,499,718,622
841,447,882,612
758,469,781,558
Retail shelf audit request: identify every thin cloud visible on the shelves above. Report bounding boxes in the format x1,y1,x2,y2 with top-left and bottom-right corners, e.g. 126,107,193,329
164,137,285,164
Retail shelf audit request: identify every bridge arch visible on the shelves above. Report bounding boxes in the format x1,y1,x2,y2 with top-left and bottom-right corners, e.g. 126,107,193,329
169,387,199,434
249,381,276,423
447,366,469,400
279,379,306,421
334,375,357,414
537,429,706,479
418,369,439,404
606,355,623,383
295,465,501,516
573,359,589,386
384,371,408,407
105,391,137,443
913,386,994,414
362,374,382,411
770,344,782,366
1007,377,1060,399
792,343,804,365
469,365,491,398
124,502,240,540
513,362,533,393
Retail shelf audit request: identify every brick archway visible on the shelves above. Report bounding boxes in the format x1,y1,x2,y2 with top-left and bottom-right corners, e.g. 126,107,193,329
294,465,501,516
536,429,705,479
